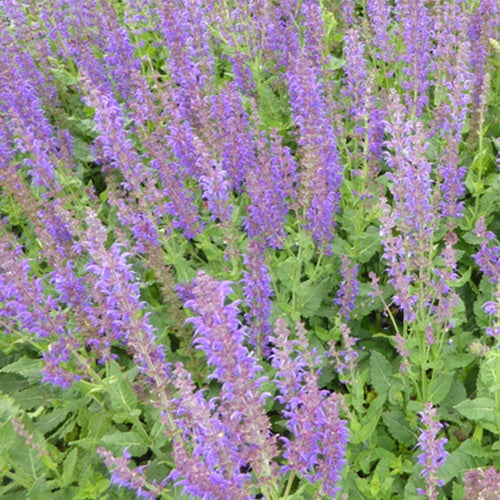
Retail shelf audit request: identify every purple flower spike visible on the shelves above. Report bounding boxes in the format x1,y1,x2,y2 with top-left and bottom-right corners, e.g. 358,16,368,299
181,271,278,495
242,240,274,355
416,403,449,499
271,319,348,497
98,447,162,499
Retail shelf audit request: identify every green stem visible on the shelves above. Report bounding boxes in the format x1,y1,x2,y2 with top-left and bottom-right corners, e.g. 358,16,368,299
282,471,296,499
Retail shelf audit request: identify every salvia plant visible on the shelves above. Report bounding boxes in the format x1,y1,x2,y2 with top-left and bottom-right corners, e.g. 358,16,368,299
0,0,499,499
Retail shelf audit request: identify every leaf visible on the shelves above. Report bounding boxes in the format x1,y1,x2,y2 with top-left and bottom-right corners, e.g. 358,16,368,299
382,411,415,445
356,226,381,264
0,373,29,395
440,380,467,413
36,408,70,435
429,372,454,405
458,439,491,458
49,66,79,86
108,361,139,415
0,392,20,421
454,398,496,423
12,387,47,411
61,448,78,487
453,267,473,288
477,353,500,400
441,353,476,371
452,481,465,500
352,395,386,444
28,477,52,499
370,351,393,397
10,445,47,478
286,479,319,499
84,412,113,440
0,357,44,381
295,279,331,318
100,431,148,457
439,449,485,484
275,256,301,286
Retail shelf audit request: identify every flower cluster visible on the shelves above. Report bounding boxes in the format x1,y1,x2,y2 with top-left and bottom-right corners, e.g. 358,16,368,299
416,403,449,499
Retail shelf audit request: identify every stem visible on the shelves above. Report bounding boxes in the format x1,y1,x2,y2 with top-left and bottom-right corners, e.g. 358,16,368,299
282,470,296,499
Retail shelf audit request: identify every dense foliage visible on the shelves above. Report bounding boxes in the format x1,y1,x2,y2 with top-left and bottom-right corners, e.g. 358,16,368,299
0,0,499,498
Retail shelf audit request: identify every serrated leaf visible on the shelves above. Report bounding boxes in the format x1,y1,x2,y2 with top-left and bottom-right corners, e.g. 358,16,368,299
61,448,78,487
85,412,113,440
100,431,148,457
454,398,496,423
36,408,70,435
461,232,482,245
356,226,381,263
112,409,141,424
452,480,465,500
12,387,47,410
353,395,386,443
429,372,454,405
108,362,138,415
10,445,47,478
441,353,476,370
275,256,301,286
454,267,473,287
49,66,79,86
382,411,415,445
440,379,467,412
458,439,491,458
0,356,44,380
0,392,20,421
295,279,330,318
439,449,485,484
370,351,393,397
0,373,29,395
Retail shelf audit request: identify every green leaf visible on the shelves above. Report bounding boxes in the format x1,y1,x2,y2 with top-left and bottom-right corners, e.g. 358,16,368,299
382,411,415,445
49,66,79,86
370,351,393,397
84,412,113,440
275,256,301,286
100,431,148,457
352,395,386,444
285,479,319,499
10,445,47,478
458,439,491,458
0,392,20,421
61,448,78,487
295,279,331,318
440,449,485,484
0,373,29,395
440,379,467,413
0,357,44,381
477,353,500,400
112,409,142,424
12,387,47,411
441,353,476,371
36,408,70,435
454,398,496,423
429,372,454,405
355,226,381,263
452,480,465,500
108,362,138,415
28,477,52,499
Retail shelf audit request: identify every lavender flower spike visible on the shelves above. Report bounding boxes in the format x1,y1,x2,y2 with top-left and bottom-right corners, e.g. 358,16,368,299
98,447,162,499
416,403,449,499
271,319,348,497
183,271,279,495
